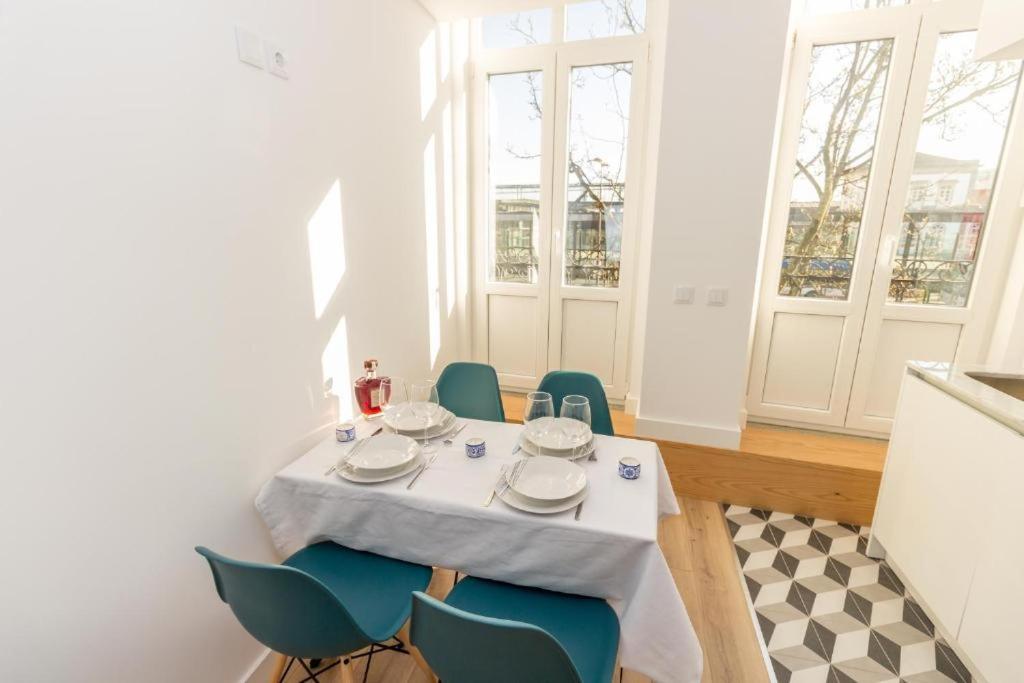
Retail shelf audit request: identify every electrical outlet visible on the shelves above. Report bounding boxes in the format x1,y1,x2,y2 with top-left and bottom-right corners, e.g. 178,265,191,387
265,41,288,79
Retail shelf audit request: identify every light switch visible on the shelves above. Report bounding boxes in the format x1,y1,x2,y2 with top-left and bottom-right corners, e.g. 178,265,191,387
235,26,264,69
707,287,729,306
673,285,695,304
265,41,289,79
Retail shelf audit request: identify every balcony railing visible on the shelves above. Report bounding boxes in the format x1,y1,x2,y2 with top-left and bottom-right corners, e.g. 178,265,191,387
493,247,620,287
778,254,975,305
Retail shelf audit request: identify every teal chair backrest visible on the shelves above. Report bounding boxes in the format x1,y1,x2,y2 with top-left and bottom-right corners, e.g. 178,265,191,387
437,362,506,422
537,370,614,436
195,547,370,659
410,592,583,683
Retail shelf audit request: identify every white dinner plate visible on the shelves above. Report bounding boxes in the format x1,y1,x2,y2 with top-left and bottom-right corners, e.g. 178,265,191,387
523,417,593,452
384,406,454,435
505,455,587,503
337,452,423,484
519,435,594,460
346,433,419,473
497,481,589,514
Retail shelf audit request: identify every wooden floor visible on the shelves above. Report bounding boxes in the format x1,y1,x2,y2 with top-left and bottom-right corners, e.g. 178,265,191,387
502,392,887,525
276,496,768,683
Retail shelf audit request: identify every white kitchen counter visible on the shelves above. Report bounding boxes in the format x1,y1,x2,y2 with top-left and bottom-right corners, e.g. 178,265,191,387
906,360,1024,436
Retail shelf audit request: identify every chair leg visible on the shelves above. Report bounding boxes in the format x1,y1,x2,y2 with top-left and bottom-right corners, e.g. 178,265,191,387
338,657,356,683
269,653,289,683
398,621,436,683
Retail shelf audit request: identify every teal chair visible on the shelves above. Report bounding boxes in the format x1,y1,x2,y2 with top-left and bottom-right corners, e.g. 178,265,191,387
410,577,620,683
437,362,505,422
196,542,433,682
537,370,614,436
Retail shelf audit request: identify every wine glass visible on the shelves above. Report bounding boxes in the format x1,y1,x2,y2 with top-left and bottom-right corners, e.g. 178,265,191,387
523,391,555,455
409,380,441,454
560,395,591,458
380,377,408,427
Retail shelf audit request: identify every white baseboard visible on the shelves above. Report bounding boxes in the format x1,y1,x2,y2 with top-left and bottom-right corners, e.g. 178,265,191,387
243,648,273,683
634,416,741,449
624,393,640,416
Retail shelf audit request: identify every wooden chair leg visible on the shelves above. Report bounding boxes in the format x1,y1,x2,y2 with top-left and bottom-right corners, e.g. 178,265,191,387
398,621,437,683
338,657,356,683
268,653,288,683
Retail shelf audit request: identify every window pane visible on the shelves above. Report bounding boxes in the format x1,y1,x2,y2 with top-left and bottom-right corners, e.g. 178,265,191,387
887,32,1021,306
566,0,646,41
778,40,893,300
564,63,632,288
804,0,907,15
489,71,543,284
482,9,551,49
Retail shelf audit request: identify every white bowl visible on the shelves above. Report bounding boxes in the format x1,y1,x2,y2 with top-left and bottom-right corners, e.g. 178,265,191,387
346,433,419,473
524,417,592,452
338,452,423,484
505,455,587,503
384,406,454,435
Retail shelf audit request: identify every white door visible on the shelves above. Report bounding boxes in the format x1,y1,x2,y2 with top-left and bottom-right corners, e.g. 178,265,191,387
748,0,1024,435
471,22,648,400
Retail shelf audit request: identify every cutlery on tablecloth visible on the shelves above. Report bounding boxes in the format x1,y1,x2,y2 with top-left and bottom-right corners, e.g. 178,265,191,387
574,499,585,521
483,465,509,507
442,422,468,448
489,459,527,505
324,427,383,477
406,451,439,490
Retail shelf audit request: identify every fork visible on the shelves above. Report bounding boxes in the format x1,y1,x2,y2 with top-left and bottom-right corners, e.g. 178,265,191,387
490,458,527,503
442,422,468,448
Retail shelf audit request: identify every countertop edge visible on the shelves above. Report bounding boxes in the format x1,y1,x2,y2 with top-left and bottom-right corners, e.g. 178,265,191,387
907,364,1024,438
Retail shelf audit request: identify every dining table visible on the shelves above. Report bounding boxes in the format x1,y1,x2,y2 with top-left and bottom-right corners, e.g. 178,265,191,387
255,416,704,683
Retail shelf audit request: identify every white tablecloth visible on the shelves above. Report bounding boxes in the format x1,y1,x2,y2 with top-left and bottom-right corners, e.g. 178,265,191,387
255,418,703,683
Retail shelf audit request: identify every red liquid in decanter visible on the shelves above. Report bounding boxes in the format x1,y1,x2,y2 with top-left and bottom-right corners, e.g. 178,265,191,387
354,358,387,418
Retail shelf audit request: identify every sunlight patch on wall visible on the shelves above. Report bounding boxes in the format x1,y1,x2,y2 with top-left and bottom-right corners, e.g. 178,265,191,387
419,29,437,121
307,180,346,319
423,136,442,366
439,22,451,83
442,103,456,316
321,316,355,422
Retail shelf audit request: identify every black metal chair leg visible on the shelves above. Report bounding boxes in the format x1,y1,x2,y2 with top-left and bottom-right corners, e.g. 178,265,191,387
361,646,375,683
295,657,321,683
278,657,296,683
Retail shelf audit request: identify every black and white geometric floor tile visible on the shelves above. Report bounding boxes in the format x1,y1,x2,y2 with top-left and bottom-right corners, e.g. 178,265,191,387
723,505,974,683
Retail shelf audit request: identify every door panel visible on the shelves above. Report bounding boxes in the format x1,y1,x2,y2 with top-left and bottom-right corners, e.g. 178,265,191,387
547,40,647,400
472,50,556,391
751,0,1024,436
861,319,960,418
560,299,618,383
487,294,540,379
748,7,921,427
762,313,845,410
845,0,1024,433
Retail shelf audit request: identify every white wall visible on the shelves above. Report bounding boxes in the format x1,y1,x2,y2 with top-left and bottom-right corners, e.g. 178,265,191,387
0,1,461,680
635,0,793,448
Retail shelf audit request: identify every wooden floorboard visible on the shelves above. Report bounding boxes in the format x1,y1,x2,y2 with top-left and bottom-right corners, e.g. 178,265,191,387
502,392,886,524
278,496,766,683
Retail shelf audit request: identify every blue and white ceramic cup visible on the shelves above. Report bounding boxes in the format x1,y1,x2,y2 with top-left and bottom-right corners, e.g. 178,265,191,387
465,438,486,458
618,456,641,480
335,423,356,443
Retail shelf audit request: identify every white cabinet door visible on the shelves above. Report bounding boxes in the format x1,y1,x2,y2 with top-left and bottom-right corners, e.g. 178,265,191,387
871,375,1000,633
957,429,1024,682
